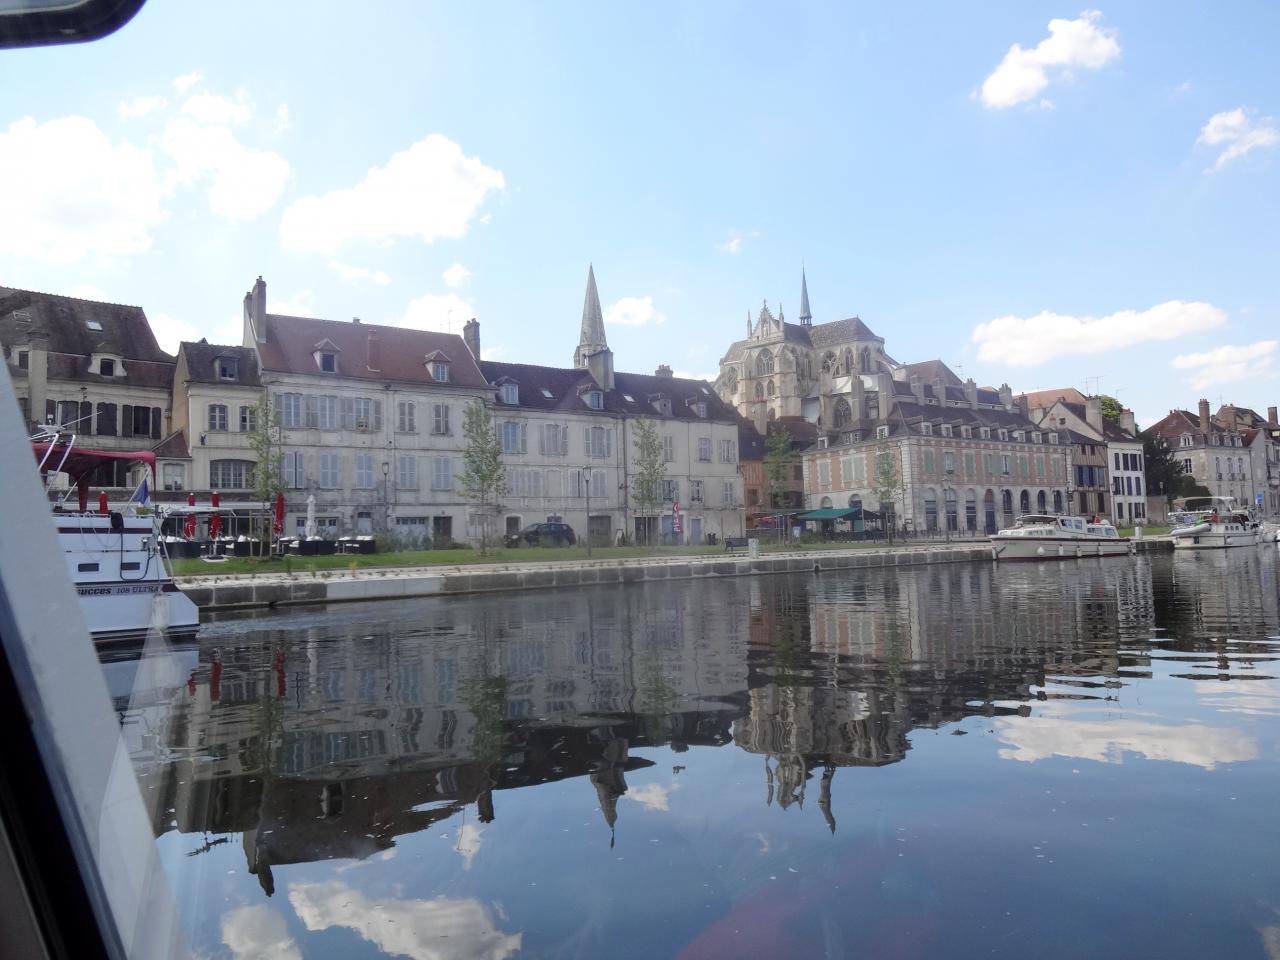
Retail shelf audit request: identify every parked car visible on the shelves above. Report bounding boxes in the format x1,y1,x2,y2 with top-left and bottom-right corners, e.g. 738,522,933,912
505,522,577,547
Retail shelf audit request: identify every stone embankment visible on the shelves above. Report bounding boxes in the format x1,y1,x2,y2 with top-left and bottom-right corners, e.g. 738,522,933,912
179,537,1174,612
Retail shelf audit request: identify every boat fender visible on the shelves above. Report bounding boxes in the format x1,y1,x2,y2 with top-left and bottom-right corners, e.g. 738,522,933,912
1036,546,1045,557
109,511,124,532
1058,545,1064,557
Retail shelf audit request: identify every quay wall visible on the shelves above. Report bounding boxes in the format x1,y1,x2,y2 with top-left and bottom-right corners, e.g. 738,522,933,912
180,538,1174,612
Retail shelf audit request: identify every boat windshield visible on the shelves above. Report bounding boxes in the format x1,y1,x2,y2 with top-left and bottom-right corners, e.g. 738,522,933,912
1015,515,1058,526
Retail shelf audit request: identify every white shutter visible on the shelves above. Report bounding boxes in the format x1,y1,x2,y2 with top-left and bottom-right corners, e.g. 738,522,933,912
521,421,528,453
606,428,613,458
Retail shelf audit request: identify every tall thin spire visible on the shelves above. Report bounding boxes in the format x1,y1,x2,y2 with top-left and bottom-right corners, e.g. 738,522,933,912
574,264,608,368
799,268,812,326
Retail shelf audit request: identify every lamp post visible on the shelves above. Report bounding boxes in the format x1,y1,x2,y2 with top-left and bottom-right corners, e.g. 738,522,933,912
382,460,391,531
580,466,592,558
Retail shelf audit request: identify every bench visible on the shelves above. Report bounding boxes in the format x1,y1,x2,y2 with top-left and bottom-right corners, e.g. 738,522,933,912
723,536,750,552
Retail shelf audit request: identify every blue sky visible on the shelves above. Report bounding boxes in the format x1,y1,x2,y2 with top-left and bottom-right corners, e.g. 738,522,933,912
1,1,1276,428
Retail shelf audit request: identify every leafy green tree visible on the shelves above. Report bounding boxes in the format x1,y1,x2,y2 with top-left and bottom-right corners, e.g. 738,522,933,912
459,399,507,555
1141,428,1186,505
247,394,284,556
630,418,664,544
872,437,904,543
1099,395,1124,423
764,426,793,541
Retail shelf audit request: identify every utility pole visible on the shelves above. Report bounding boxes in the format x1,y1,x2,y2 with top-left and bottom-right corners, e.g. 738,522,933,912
581,466,592,558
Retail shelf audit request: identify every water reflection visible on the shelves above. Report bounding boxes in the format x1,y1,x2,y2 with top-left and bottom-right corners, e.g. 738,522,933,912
110,548,1280,958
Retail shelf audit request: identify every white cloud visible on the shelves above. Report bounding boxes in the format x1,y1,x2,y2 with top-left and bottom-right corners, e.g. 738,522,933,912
66,284,109,301
279,134,504,256
673,369,718,382
149,312,202,354
971,300,1227,366
1198,107,1279,171
329,260,391,286
172,71,204,94
978,10,1120,109
274,103,290,134
717,229,759,255
289,881,522,960
118,95,168,119
159,116,290,221
625,783,672,811
1170,340,1277,389
270,290,318,318
180,90,253,125
442,262,471,288
480,344,503,361
221,905,302,960
995,716,1257,769
399,292,474,332
455,823,483,869
0,116,168,263
604,295,665,327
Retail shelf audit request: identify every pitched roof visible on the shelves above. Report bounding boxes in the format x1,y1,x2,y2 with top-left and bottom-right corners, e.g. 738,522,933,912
152,430,191,460
737,417,766,459
257,314,488,388
178,341,262,386
897,359,962,387
1018,387,1087,411
807,317,880,348
480,360,737,423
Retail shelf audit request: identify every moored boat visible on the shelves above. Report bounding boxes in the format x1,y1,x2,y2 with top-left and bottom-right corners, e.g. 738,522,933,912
34,426,200,644
990,514,1132,561
1168,497,1262,550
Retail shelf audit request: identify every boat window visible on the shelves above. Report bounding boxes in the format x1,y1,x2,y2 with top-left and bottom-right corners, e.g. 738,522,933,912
76,562,98,572
121,562,141,571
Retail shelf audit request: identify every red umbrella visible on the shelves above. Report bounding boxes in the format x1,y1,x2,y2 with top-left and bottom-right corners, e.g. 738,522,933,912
183,512,196,539
187,492,195,507
209,490,222,540
273,491,285,535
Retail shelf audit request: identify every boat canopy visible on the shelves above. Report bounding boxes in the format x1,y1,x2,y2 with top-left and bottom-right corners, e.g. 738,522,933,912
33,442,156,512
797,507,860,521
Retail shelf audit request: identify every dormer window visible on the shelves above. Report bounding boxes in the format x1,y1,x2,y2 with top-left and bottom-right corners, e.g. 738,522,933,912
586,390,604,410
99,358,115,377
433,362,449,382
1048,432,1058,444
980,427,991,440
651,395,672,416
876,425,889,439
320,352,336,372
1013,430,1024,442
217,357,238,381
1031,431,1041,443
500,382,518,404
694,401,707,418
940,424,952,437
998,429,1009,441
961,425,972,439
921,422,933,436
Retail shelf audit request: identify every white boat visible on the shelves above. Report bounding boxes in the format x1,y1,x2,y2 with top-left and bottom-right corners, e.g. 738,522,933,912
990,514,1132,561
1168,497,1262,550
34,427,200,645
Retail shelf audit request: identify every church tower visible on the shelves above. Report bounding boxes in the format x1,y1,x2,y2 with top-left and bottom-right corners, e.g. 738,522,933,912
573,264,614,389
799,269,812,326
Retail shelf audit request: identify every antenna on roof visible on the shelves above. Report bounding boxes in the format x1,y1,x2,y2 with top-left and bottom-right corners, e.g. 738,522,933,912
1084,375,1103,396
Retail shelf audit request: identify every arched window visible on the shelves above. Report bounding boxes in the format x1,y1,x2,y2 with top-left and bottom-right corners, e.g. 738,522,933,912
822,351,836,374
842,349,854,376
848,495,862,509
860,348,871,373
944,488,958,532
1053,490,1063,513
767,379,776,397
754,382,764,401
1036,490,1047,512
1002,489,1014,519
820,495,833,508
725,369,738,395
984,490,998,533
756,349,774,376
833,398,852,428
965,491,977,531
924,490,938,531
1019,490,1031,514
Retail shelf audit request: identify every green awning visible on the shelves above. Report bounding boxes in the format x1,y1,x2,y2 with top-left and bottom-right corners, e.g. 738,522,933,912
796,508,860,520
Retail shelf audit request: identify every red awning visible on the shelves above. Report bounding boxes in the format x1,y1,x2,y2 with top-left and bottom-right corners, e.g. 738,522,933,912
33,443,156,479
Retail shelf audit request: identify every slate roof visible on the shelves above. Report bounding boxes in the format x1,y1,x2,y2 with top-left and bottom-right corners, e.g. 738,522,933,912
1018,387,1087,410
810,400,1050,452
179,341,262,386
480,360,737,423
1148,409,1229,440
897,359,963,387
891,379,1002,405
152,430,191,459
257,314,488,388
737,417,766,460
0,286,175,389
720,316,883,364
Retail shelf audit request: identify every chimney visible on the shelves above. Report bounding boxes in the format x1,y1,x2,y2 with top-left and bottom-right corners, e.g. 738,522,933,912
998,383,1013,410
1198,398,1211,432
366,330,381,372
908,374,924,404
964,377,978,410
463,318,480,360
1268,405,1278,425
1120,409,1136,436
655,364,674,378
245,276,267,345
353,316,361,324
1084,395,1104,434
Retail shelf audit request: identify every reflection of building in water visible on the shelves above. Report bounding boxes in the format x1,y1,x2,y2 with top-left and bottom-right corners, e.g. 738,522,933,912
129,579,751,893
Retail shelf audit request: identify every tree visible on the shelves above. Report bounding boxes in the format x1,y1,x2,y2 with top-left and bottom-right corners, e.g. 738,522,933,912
247,394,284,557
630,418,664,545
1141,428,1186,505
459,399,507,554
1099,395,1124,423
872,437,905,543
764,426,792,541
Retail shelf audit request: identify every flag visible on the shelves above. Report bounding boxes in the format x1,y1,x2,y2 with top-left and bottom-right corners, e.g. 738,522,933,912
673,499,683,534
132,478,150,505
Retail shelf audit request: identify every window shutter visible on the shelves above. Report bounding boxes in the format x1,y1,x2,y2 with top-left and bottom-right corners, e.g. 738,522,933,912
340,397,354,431
559,426,568,456
96,402,116,436
606,429,613,458
584,427,590,457
151,407,162,439
373,399,383,432
305,394,318,428
79,401,93,436
121,404,134,437
521,421,527,453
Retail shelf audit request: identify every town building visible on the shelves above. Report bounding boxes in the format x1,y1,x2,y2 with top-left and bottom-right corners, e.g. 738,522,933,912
1214,404,1280,518
1147,399,1268,512
169,340,262,498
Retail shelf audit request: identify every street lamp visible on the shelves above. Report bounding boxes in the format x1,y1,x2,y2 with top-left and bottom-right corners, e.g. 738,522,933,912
382,460,391,530
580,466,592,558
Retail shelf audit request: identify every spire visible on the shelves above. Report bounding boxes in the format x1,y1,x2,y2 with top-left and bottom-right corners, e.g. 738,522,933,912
747,308,753,338
574,264,610,372
778,303,785,324
799,269,812,325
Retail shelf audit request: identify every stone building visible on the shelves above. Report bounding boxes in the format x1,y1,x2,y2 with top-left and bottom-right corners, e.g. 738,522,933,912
169,341,262,497
1147,400,1267,512
1214,403,1280,518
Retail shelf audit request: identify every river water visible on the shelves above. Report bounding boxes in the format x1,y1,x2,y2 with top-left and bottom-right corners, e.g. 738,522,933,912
108,549,1280,959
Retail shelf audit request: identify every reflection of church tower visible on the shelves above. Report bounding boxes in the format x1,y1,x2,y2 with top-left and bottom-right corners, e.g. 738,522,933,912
591,735,630,847
573,264,614,389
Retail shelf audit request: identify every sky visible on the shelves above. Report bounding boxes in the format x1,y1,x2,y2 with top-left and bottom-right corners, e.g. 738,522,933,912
1,1,1276,430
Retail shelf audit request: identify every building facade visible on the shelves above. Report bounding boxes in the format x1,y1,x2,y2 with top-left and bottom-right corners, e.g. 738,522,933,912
1148,399,1267,512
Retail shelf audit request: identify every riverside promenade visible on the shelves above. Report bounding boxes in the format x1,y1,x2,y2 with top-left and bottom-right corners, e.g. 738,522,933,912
178,537,1174,612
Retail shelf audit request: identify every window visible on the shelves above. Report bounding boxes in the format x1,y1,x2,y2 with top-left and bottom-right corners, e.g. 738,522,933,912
817,461,831,486
397,454,417,489
585,390,603,410
283,451,305,488
217,357,238,380
85,318,102,331
398,400,417,433
502,421,526,454
432,456,453,491
97,357,115,376
1048,432,1058,444
694,401,708,418
317,395,337,429
1001,454,1011,475
162,463,184,491
690,480,704,502
1114,452,1121,470
723,480,736,505
1134,476,1142,496
833,398,852,428
131,405,156,438
697,437,711,461
876,425,889,439
210,459,253,488
756,349,774,376
16,349,29,369
355,454,374,489
432,361,449,382
719,438,737,462
1182,457,1192,474
923,449,935,475
541,423,567,456
941,424,953,438
585,425,612,458
980,427,991,440
664,435,676,462
921,422,933,436
964,451,975,477
501,383,519,404
432,403,450,435
319,453,340,488
238,405,257,432
279,392,303,428
541,388,555,399
998,429,1009,441
349,396,374,431
943,451,955,474
319,352,336,372
657,478,679,502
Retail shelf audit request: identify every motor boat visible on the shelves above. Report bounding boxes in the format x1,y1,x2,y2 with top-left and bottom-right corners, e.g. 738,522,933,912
1168,497,1262,550
33,426,200,645
990,513,1132,560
